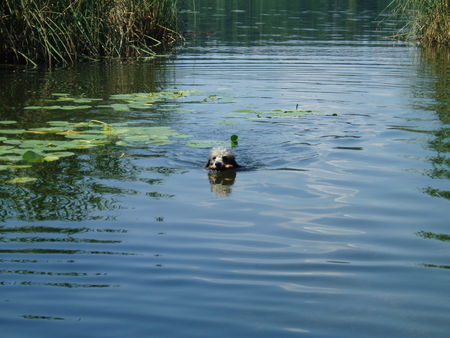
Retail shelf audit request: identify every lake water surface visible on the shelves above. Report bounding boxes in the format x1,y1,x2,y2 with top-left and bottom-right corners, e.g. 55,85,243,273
1,1,449,337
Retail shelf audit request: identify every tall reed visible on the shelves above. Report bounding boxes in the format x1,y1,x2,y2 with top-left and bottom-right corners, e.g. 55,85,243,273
388,0,449,46
0,0,181,66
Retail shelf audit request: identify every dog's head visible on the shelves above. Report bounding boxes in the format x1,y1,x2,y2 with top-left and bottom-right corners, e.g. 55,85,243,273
206,147,239,170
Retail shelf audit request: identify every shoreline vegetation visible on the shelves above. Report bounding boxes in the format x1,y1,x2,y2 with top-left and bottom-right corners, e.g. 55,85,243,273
387,0,449,46
0,0,181,67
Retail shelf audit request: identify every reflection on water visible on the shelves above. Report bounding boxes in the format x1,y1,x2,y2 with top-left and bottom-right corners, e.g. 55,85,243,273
180,0,393,46
208,170,237,196
0,224,127,289
1,0,450,337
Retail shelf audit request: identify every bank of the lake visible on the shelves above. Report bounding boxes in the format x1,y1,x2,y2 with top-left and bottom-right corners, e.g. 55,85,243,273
0,0,180,66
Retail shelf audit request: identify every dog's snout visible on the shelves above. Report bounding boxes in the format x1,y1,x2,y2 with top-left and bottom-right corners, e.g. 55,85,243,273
215,160,224,169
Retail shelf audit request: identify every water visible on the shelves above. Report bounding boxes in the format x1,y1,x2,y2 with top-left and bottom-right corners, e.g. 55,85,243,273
1,1,449,337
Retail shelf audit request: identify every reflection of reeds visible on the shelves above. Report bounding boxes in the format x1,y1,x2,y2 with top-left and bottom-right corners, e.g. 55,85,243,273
0,0,180,66
388,0,449,46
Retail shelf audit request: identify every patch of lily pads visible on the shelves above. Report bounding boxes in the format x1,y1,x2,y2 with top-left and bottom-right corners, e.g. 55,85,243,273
0,119,185,182
23,89,204,112
2,88,321,184
233,107,316,118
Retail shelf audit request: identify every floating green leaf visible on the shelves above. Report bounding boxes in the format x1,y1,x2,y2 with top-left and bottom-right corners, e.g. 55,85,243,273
51,93,70,97
6,177,38,184
233,109,255,113
0,129,26,134
0,155,22,162
45,151,75,158
27,127,66,135
73,98,102,104
22,150,45,163
43,155,60,162
254,108,315,118
98,104,130,112
47,121,71,127
230,134,239,147
24,105,91,110
0,145,15,154
187,139,227,148
0,121,17,125
3,139,21,145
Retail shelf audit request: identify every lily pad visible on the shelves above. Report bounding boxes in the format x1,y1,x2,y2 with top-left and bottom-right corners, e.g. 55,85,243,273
98,104,130,112
27,127,65,135
24,105,91,110
47,121,71,127
187,140,227,148
22,150,45,163
43,155,60,162
0,164,31,170
51,93,71,97
2,139,21,145
234,109,255,113
6,176,38,184
0,121,17,125
255,108,315,118
0,145,15,154
45,151,75,158
0,155,24,162
64,132,109,140
0,129,26,134
73,98,102,104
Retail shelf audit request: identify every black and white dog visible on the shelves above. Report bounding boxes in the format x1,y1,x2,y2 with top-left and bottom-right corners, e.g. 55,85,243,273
205,147,240,171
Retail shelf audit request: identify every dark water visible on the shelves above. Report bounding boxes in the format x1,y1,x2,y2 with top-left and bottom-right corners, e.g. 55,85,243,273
1,1,449,337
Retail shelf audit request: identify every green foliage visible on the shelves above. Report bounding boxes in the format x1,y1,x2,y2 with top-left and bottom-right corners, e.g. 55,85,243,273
388,0,449,46
0,119,183,175
0,0,180,66
233,107,316,118
1,87,321,184
230,134,239,147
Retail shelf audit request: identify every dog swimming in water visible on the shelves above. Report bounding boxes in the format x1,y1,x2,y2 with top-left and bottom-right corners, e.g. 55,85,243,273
205,147,240,171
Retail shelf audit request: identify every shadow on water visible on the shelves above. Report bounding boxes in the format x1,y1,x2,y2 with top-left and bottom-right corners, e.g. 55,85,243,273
207,169,237,197
0,58,188,223
0,224,129,289
0,59,173,121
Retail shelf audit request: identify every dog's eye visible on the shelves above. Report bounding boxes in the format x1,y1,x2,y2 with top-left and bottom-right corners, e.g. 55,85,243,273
212,156,216,160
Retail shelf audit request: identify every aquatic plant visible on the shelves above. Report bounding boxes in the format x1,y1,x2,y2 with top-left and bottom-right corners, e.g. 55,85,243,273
1,86,323,183
0,0,181,66
0,119,183,181
387,0,449,45
233,107,316,118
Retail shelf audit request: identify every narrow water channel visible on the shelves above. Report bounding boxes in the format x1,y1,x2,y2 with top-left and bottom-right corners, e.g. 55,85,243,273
0,1,449,337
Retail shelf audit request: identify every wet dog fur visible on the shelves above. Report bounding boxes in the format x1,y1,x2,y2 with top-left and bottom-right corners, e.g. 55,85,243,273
205,147,240,171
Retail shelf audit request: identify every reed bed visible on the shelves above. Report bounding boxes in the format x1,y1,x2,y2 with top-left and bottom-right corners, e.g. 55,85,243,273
388,0,449,46
0,0,180,66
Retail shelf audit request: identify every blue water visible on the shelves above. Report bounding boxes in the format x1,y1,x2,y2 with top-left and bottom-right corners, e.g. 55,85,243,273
1,1,449,337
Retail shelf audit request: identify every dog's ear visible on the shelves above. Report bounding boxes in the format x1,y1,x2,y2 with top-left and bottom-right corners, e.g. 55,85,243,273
205,159,211,168
228,157,240,168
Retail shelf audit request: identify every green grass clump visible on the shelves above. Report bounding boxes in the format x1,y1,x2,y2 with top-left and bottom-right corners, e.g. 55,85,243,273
388,0,449,46
0,0,180,66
